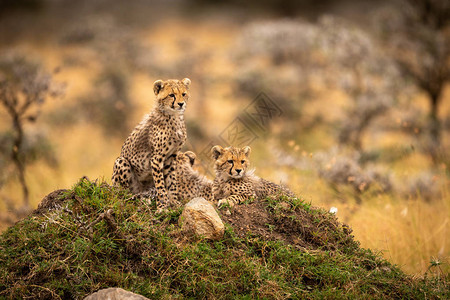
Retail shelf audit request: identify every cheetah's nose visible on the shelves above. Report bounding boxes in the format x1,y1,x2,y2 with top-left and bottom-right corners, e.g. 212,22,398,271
178,102,184,108
235,169,242,174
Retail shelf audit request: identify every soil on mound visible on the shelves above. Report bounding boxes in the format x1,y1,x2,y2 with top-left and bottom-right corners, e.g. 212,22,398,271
220,198,358,251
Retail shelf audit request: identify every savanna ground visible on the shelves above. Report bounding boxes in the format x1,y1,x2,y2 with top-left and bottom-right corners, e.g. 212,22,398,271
0,0,449,278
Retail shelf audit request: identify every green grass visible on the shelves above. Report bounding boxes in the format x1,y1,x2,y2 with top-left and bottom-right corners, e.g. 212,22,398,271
0,178,448,299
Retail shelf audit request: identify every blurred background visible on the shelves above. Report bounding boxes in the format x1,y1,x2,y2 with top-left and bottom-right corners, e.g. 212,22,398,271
0,0,449,276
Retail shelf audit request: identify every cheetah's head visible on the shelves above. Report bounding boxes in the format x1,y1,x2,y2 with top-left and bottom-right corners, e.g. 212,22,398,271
153,78,191,114
176,151,197,172
211,145,251,179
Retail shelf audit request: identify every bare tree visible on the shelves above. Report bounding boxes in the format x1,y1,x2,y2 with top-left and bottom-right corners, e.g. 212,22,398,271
0,54,64,215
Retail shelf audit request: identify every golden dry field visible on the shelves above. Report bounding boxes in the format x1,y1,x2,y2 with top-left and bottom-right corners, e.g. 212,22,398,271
0,0,449,277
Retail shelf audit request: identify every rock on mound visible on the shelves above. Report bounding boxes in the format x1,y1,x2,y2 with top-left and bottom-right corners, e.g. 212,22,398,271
84,287,149,300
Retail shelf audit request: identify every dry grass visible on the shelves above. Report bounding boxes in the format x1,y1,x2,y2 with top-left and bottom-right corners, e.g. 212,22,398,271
350,192,449,275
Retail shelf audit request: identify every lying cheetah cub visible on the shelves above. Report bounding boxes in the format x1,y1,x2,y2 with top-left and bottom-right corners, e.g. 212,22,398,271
211,145,294,207
112,78,191,209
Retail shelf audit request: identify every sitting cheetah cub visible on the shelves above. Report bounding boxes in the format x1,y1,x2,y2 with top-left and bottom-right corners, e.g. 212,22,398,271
211,145,294,207
144,151,213,203
174,151,213,202
112,78,191,209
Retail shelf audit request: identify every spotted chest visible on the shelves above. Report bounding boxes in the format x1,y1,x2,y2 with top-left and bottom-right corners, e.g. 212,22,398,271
157,120,186,156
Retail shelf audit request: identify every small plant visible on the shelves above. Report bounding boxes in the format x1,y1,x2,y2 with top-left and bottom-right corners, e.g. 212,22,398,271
241,196,255,205
315,148,392,199
265,223,275,232
426,257,446,280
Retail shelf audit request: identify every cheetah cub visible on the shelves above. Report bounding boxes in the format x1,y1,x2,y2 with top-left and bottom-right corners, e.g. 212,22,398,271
211,145,294,207
174,151,213,202
112,78,191,209
144,151,213,203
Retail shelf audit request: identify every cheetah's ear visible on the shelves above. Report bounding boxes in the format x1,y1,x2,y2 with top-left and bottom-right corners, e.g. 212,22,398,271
153,80,164,95
211,145,223,160
181,78,191,88
242,146,251,157
184,151,196,166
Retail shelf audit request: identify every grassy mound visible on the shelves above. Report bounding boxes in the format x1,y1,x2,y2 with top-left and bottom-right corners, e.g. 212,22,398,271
0,178,448,299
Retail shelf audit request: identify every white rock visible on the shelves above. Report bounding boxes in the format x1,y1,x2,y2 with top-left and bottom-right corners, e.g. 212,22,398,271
83,288,149,300
180,197,224,240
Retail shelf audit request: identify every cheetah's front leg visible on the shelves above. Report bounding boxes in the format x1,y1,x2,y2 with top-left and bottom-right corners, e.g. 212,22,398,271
163,154,180,206
217,194,252,208
151,154,170,210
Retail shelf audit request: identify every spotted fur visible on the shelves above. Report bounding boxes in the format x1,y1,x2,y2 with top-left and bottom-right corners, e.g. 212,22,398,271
211,145,295,207
112,78,191,209
173,151,213,202
143,151,213,203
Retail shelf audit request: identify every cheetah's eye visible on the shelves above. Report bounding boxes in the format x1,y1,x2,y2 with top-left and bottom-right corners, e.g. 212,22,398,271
169,93,175,98
182,92,186,97
227,160,233,164
241,160,245,164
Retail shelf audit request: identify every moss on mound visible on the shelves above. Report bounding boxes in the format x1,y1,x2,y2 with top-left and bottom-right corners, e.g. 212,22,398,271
0,178,448,299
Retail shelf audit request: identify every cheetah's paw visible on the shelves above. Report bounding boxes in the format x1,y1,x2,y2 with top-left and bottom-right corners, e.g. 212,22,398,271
218,198,235,208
